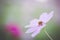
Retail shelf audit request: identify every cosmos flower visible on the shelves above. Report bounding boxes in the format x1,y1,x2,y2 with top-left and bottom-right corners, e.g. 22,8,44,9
25,11,54,37
5,22,22,37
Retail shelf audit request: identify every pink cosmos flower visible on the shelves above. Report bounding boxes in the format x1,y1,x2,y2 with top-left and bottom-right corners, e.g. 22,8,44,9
5,22,22,37
25,11,54,37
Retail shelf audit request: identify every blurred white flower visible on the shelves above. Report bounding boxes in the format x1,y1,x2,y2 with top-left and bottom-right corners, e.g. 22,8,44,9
25,11,54,37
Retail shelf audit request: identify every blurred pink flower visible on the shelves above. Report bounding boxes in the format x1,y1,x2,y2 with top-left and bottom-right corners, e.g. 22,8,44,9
5,22,22,37
25,11,54,37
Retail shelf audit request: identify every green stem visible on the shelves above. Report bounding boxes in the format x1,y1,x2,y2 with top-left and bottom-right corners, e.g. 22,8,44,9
44,31,53,40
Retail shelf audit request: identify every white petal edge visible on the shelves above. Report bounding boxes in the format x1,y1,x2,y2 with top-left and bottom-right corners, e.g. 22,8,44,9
45,11,54,23
39,12,48,19
31,27,41,37
25,25,30,28
25,27,38,33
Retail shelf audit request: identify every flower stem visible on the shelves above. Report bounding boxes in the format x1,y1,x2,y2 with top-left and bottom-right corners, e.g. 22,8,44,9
44,31,53,40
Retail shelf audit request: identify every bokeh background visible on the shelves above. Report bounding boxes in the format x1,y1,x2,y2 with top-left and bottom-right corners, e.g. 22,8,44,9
0,0,60,40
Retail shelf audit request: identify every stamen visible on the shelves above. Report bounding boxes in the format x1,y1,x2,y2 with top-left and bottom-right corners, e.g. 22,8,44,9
38,21,43,26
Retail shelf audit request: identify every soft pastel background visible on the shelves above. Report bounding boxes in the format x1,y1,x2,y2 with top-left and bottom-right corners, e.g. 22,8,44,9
0,0,60,40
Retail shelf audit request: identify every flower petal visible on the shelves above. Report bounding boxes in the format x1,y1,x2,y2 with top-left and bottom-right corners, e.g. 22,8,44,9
30,19,38,27
39,12,48,22
31,24,46,37
25,25,30,28
25,27,37,33
31,27,40,37
39,23,46,29
39,11,54,23
45,11,54,23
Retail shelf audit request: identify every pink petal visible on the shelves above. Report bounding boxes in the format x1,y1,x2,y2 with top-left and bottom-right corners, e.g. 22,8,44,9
39,23,46,29
31,27,40,37
30,19,38,27
31,24,46,37
25,27,38,33
39,12,49,23
45,11,54,23
25,19,38,28
39,11,54,23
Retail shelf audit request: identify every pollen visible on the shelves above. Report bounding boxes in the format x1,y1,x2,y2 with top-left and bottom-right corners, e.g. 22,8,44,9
38,21,43,26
